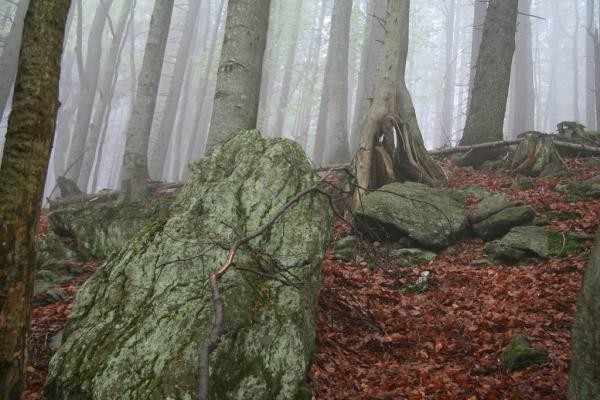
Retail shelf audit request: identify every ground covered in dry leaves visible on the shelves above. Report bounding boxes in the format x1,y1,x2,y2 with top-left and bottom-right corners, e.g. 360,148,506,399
24,159,599,399
309,159,599,399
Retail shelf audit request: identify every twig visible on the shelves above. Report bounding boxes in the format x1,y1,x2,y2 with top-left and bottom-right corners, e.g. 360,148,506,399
197,183,325,400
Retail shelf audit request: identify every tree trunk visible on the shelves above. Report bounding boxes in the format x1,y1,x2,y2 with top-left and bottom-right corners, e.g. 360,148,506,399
313,0,353,166
467,0,487,111
585,0,595,129
149,0,202,180
205,0,271,154
77,0,133,192
271,0,302,138
0,0,71,398
568,230,600,400
460,0,518,165
573,0,581,122
291,0,329,150
350,0,386,154
0,0,30,121
353,0,445,203
439,0,457,148
511,0,535,137
120,0,174,201
65,0,114,187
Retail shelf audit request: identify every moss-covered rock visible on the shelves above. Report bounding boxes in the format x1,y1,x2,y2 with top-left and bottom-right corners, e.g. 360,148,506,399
472,205,535,242
48,196,172,260
354,182,468,249
390,248,436,266
332,236,358,261
555,176,600,199
45,130,332,400
500,334,547,371
34,232,82,295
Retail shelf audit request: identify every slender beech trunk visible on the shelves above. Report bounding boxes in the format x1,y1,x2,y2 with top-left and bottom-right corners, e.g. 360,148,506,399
574,0,581,121
205,0,271,153
149,0,202,180
292,0,329,150
271,0,302,138
460,0,518,164
586,0,595,128
467,0,487,110
313,0,353,166
0,0,30,120
65,0,114,188
511,0,535,137
78,0,133,191
350,0,386,154
0,0,71,397
439,0,457,147
120,0,174,201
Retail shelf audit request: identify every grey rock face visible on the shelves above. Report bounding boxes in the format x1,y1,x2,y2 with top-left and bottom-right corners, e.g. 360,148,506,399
485,226,549,262
45,131,332,400
354,182,468,249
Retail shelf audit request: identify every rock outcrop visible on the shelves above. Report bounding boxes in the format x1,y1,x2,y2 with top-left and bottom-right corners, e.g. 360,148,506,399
46,130,332,400
354,182,468,249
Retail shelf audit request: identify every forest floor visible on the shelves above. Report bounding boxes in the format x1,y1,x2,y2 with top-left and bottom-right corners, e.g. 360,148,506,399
23,159,599,400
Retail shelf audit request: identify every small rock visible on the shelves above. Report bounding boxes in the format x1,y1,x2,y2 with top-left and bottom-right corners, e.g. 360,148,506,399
500,334,547,371
486,226,549,262
49,330,63,351
391,248,436,266
472,205,535,241
332,236,358,261
402,271,430,293
471,258,492,267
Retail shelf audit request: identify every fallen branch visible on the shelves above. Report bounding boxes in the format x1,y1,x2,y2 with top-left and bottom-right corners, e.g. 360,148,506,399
197,183,325,400
430,139,522,156
553,140,600,155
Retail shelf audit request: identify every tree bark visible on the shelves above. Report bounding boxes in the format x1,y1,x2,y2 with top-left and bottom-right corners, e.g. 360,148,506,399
511,0,535,137
313,0,353,166
120,0,174,201
460,0,518,165
149,0,202,180
0,0,71,398
65,0,115,187
467,0,487,111
353,0,445,203
205,0,271,154
568,230,600,400
350,0,386,154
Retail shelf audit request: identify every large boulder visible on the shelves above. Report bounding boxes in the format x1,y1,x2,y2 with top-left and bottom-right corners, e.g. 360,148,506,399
46,131,332,400
569,230,600,399
470,194,535,241
354,182,468,249
35,232,83,295
48,196,173,260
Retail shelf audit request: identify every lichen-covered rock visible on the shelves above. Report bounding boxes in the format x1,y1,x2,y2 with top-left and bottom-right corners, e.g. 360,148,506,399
555,176,600,199
500,334,547,371
390,248,436,266
354,182,468,249
35,232,82,295
485,226,549,262
472,205,535,241
48,196,172,259
470,194,520,224
569,230,600,399
45,130,332,400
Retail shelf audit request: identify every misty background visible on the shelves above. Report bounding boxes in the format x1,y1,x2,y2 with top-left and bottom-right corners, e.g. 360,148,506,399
0,0,593,197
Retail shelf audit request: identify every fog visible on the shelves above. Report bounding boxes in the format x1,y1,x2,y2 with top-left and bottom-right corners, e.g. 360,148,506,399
0,0,593,197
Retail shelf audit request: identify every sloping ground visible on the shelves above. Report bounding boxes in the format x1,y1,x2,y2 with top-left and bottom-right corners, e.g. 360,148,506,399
23,159,598,399
309,159,599,399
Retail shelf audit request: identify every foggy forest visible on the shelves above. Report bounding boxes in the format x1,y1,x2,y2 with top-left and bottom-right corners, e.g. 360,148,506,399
1,0,600,399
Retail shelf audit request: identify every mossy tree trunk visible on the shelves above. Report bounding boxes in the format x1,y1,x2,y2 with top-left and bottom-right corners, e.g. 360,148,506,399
353,0,445,202
0,0,71,398
569,230,600,399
